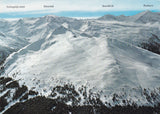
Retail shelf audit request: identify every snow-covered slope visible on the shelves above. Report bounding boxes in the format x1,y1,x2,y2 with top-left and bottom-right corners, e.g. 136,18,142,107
0,16,83,66
0,20,28,65
1,11,160,108
3,32,160,105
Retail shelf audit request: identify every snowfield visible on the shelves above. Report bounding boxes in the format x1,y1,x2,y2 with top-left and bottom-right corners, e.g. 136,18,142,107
1,11,160,108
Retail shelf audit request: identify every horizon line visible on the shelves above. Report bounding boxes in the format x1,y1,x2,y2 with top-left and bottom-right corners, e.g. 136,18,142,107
0,10,159,19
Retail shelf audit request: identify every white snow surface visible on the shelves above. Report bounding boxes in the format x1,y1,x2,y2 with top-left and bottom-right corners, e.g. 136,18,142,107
1,11,160,106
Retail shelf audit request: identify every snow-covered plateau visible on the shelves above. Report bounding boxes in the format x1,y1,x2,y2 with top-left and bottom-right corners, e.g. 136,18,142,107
0,10,160,113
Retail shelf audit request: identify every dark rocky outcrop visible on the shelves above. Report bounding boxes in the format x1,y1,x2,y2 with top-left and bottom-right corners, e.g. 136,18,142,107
141,34,160,55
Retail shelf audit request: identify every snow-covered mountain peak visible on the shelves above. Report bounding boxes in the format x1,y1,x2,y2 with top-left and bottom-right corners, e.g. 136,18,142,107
15,19,24,25
98,14,116,20
139,10,152,15
99,10,160,23
130,10,160,23
45,15,58,17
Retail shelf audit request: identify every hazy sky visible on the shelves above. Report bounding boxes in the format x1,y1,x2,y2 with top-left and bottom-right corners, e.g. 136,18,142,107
0,0,160,18
0,0,160,13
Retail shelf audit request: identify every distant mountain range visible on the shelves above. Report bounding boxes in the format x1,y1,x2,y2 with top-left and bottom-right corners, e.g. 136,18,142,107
99,10,160,23
0,10,160,113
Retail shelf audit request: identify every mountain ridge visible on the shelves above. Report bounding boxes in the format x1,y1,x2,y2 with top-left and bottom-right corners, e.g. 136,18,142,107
99,10,160,23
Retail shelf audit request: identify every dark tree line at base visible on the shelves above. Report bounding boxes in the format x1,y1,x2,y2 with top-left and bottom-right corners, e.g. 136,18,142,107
1,76,160,114
4,96,160,114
